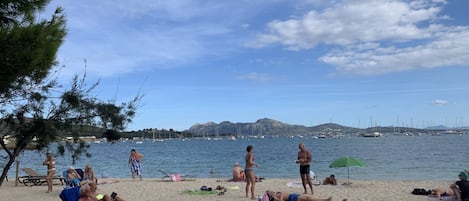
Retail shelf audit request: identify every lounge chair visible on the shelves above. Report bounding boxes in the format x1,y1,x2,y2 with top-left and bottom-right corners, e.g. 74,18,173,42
18,168,64,186
158,170,196,181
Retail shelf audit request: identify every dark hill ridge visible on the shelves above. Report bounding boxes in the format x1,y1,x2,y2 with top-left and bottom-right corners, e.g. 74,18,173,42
126,118,465,139
187,118,361,137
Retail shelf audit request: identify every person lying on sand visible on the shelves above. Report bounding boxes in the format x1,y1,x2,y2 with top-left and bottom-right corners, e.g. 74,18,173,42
429,188,455,198
266,190,332,201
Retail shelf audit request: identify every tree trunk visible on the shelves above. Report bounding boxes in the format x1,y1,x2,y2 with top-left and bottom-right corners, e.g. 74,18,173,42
0,136,27,187
0,155,16,187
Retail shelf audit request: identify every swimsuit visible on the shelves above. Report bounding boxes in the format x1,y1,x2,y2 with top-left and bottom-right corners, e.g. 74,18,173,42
46,160,56,172
244,168,253,173
300,164,310,174
288,194,299,201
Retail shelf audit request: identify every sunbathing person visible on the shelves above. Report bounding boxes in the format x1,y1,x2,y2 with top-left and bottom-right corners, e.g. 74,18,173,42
322,175,337,185
266,190,332,201
67,167,82,187
232,163,244,182
83,164,97,183
79,184,96,201
429,188,455,198
89,181,125,201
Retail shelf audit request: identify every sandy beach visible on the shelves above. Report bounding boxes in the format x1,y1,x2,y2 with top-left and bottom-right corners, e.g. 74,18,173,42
0,178,456,201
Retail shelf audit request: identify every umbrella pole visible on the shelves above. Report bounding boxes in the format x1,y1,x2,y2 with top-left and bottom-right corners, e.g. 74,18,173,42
347,166,350,184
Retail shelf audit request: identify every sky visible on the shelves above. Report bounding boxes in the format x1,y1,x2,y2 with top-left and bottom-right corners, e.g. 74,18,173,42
42,0,469,131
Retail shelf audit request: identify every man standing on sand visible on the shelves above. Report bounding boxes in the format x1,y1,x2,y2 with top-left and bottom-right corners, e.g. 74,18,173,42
297,143,314,194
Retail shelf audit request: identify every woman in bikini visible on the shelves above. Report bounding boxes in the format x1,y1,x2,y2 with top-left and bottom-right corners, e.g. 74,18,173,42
266,190,332,201
245,145,258,200
42,152,55,193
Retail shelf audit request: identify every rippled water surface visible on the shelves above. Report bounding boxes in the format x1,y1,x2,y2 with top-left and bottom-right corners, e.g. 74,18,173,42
3,134,468,181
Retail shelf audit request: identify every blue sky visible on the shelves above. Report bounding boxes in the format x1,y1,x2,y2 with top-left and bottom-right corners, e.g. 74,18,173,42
44,0,469,131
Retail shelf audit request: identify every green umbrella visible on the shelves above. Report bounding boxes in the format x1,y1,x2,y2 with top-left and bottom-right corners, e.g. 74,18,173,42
329,157,367,184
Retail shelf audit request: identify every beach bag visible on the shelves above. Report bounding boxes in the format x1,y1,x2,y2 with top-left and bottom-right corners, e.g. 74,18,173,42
412,188,429,195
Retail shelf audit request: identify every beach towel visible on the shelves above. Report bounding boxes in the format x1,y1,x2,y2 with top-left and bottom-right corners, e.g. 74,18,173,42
287,181,303,188
60,186,80,201
427,195,457,201
184,190,218,195
228,186,240,190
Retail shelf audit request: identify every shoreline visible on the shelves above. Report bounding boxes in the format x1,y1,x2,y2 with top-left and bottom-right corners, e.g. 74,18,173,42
0,178,455,201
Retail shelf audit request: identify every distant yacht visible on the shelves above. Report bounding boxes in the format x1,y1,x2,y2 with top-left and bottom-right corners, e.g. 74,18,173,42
362,132,383,137
440,130,464,135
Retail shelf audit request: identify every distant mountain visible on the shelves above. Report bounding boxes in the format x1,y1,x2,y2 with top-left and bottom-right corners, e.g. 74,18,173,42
425,125,449,130
186,118,360,137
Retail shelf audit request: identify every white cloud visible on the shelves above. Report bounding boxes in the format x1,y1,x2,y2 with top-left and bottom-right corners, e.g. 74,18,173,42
319,27,469,75
252,0,469,75
432,99,449,105
253,0,443,49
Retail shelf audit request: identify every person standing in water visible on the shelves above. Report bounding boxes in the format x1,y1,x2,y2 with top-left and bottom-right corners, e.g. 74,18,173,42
297,143,314,194
128,149,143,181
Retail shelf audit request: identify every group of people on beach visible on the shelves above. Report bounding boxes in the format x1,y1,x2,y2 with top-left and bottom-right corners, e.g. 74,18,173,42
244,143,332,201
41,142,469,201
41,149,143,200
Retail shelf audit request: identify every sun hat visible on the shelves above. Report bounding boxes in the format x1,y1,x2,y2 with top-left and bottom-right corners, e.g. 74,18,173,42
459,171,468,180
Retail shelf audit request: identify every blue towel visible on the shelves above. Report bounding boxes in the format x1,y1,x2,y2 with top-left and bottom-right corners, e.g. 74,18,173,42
60,186,81,201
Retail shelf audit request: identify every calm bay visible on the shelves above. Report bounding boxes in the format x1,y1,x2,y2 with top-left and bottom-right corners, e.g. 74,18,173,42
5,134,468,182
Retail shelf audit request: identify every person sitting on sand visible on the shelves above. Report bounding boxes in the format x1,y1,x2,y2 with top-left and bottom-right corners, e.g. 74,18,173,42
266,190,331,201
429,188,455,198
232,163,244,182
83,164,97,183
451,171,469,201
322,175,337,185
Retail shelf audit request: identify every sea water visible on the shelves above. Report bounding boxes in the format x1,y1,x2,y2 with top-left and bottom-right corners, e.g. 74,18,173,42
3,134,468,181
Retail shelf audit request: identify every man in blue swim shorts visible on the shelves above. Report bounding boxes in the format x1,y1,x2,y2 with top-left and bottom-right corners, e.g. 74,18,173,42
265,190,331,201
